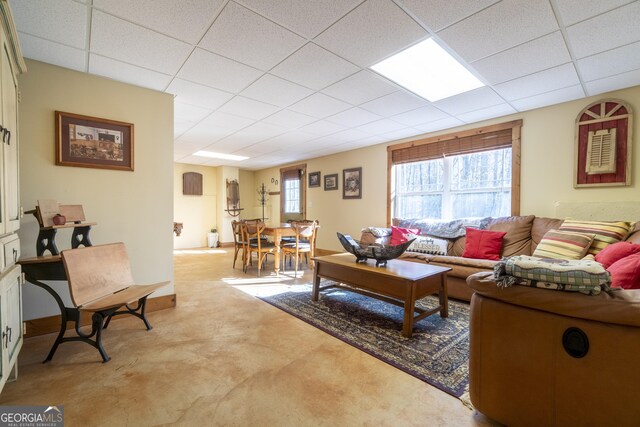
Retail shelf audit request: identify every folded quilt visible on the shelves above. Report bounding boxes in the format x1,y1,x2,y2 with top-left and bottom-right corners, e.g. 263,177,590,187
494,255,611,295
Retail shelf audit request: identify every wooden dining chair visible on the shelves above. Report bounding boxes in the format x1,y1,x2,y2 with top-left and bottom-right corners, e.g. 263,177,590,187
231,220,246,270
281,219,318,266
281,220,318,276
242,219,276,276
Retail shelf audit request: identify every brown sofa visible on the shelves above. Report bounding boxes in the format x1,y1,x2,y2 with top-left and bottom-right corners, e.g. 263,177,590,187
361,215,574,301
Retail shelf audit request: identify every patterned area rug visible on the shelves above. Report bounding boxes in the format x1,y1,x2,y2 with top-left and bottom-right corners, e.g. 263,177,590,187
259,282,470,398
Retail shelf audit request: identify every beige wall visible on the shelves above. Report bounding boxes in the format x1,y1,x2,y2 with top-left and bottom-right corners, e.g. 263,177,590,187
173,163,217,249
238,168,258,220
254,84,640,252
18,60,174,320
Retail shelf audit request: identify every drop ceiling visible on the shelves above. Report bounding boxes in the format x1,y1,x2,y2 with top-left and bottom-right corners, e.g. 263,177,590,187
9,0,640,170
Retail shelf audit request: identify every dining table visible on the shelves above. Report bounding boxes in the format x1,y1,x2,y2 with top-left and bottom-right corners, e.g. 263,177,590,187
262,223,318,276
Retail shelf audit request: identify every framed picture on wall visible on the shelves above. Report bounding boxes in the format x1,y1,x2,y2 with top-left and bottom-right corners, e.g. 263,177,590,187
324,173,338,190
343,167,362,199
55,111,134,171
309,171,321,188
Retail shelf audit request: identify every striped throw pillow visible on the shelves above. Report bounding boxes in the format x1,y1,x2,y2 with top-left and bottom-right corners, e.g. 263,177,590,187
532,229,595,260
559,219,631,255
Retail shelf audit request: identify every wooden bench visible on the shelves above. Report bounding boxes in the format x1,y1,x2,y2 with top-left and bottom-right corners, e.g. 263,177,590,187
52,242,169,362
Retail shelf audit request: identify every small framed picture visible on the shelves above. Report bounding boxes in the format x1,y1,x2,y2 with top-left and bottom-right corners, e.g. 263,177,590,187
309,171,321,188
343,167,362,199
324,173,338,191
55,111,134,171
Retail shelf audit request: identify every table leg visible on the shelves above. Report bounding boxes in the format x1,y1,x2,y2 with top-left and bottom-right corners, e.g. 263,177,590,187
274,230,281,276
402,285,417,338
312,266,321,301
439,273,449,318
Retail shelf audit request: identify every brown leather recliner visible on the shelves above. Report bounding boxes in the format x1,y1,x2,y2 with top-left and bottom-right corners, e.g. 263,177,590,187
467,271,640,426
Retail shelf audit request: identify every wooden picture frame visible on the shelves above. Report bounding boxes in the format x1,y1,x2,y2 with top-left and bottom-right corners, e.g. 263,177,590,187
55,111,134,171
309,171,321,188
324,173,338,191
343,167,362,199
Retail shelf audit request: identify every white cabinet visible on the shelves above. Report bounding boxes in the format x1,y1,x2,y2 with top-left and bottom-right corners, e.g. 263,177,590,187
0,265,22,392
0,0,26,394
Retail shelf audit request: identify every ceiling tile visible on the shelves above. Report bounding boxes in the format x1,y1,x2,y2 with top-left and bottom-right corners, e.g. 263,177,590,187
93,0,224,44
10,0,87,48
554,0,632,26
438,0,558,62
414,117,464,133
236,0,363,38
177,48,263,93
261,109,317,129
432,87,504,115
314,0,427,67
325,107,381,127
174,117,197,138
380,127,421,141
165,78,234,110
270,43,359,90
398,0,499,32
240,74,313,108
199,112,255,131
360,91,428,116
355,118,406,135
217,96,280,120
511,85,585,112
17,32,86,71
89,54,173,91
471,32,571,84
90,11,192,75
178,122,233,145
260,131,319,149
321,70,398,105
566,2,640,58
175,155,209,165
577,40,640,82
288,93,351,118
207,132,265,151
585,69,640,96
174,102,214,122
457,103,517,124
199,1,304,70
299,120,347,136
494,63,580,101
390,105,450,126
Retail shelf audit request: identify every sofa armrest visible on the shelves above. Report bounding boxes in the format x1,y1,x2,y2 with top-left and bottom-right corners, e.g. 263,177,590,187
467,272,640,327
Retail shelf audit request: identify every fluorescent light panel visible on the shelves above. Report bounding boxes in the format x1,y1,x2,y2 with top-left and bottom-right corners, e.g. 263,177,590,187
371,38,484,102
193,151,249,161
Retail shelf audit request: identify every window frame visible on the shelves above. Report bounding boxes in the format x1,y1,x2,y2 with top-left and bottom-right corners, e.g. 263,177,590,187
386,120,522,225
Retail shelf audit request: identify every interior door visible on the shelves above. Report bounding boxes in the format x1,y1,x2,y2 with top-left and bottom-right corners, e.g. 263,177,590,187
280,165,306,223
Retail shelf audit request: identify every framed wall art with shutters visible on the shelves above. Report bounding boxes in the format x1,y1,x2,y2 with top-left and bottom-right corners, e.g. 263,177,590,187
575,99,632,188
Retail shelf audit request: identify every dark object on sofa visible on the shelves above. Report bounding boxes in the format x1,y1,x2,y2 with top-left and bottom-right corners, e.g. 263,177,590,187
337,232,414,267
467,271,640,426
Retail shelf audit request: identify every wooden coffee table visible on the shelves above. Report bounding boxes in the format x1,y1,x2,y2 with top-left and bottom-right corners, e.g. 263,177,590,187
312,253,452,338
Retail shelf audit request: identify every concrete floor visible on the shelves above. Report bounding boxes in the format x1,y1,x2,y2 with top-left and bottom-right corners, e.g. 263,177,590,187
0,248,496,426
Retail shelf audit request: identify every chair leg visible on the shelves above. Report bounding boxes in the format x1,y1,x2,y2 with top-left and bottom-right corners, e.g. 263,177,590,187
233,246,239,269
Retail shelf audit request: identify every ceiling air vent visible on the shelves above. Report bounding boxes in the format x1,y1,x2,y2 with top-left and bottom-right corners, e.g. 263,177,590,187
586,128,616,174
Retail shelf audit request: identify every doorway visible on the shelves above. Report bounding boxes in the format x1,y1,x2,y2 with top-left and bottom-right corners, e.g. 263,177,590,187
280,164,306,222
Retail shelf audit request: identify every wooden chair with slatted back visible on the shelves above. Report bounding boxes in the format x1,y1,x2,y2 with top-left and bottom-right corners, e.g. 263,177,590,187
60,242,169,362
242,219,276,276
282,220,318,276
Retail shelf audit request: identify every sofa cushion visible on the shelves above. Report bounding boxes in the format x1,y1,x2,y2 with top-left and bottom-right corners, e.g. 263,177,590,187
532,229,595,260
390,226,419,246
625,222,640,244
487,215,535,257
462,228,506,261
531,217,564,254
595,241,640,269
559,219,632,255
426,255,497,279
608,253,640,289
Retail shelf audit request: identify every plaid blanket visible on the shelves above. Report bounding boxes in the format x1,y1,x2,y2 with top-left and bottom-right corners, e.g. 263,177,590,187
494,255,611,295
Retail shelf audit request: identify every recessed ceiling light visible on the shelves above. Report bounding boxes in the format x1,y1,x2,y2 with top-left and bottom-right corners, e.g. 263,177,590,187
371,38,484,102
193,151,249,161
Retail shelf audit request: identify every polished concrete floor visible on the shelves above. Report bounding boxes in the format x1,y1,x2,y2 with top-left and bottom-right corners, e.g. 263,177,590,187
0,248,496,426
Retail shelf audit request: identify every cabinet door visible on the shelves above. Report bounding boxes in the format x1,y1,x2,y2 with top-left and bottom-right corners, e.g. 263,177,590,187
3,266,21,365
1,41,18,233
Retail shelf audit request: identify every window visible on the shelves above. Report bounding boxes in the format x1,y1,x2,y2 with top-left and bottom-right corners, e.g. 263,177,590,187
392,148,512,220
387,120,521,223
284,178,300,213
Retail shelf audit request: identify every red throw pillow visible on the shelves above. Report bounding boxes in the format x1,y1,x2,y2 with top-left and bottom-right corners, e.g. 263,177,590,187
462,227,507,261
390,226,419,246
595,241,640,268
607,252,640,289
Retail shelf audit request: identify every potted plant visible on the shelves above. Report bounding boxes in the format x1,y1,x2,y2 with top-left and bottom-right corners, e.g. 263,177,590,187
207,227,219,248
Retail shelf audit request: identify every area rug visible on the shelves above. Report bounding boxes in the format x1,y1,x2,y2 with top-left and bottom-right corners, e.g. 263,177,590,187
259,282,469,399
